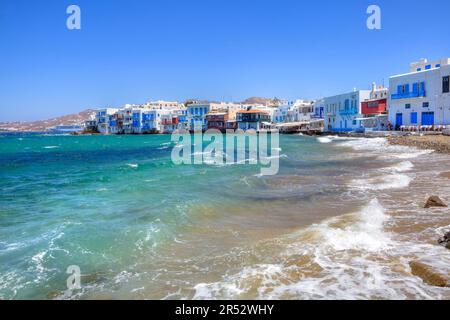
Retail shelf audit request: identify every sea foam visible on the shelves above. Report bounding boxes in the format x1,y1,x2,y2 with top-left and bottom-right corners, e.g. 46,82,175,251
192,199,397,300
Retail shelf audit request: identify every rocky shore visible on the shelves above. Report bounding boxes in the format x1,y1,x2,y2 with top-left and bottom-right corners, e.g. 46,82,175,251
387,135,450,154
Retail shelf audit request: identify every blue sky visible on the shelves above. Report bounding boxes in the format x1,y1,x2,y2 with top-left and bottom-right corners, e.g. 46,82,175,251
1,0,450,121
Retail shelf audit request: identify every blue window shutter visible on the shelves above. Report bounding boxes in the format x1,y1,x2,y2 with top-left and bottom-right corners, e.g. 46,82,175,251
397,85,402,94
413,83,418,93
405,84,410,93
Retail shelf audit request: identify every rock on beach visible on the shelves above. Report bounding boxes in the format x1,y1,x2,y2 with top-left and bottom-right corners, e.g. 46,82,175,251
423,196,448,208
409,260,450,287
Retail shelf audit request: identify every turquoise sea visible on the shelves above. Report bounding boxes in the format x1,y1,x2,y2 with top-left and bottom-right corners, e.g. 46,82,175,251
1,133,450,299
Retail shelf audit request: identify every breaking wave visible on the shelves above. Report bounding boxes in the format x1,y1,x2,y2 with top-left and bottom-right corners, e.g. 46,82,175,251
351,173,412,191
193,200,397,299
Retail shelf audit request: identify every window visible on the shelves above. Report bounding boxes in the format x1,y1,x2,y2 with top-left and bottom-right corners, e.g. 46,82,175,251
405,104,411,109
411,112,418,124
368,101,378,108
417,68,422,72
443,76,450,93
425,65,431,70
418,82,424,92
436,64,441,68
423,102,429,108
400,84,409,94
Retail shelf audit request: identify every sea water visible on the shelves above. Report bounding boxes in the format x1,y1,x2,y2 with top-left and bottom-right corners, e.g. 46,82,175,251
0,133,449,299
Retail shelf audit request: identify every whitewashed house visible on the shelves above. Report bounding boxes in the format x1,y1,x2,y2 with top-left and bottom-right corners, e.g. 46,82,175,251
288,100,315,122
389,58,450,129
323,90,371,132
96,108,118,134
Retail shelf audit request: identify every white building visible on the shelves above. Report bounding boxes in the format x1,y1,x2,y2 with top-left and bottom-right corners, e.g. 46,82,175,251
96,108,118,134
143,100,182,110
288,100,315,122
130,108,150,134
271,102,292,123
323,90,371,132
186,103,212,130
312,99,325,119
389,58,450,129
140,110,160,133
159,110,181,134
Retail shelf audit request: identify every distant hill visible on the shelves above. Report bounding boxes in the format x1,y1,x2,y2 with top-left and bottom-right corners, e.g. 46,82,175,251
241,97,281,106
0,109,96,132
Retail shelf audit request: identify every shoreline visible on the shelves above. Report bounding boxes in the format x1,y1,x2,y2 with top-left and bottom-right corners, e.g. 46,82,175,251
387,134,450,155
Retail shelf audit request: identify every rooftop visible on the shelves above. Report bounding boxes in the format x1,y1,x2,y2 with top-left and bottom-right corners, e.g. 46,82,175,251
237,109,269,114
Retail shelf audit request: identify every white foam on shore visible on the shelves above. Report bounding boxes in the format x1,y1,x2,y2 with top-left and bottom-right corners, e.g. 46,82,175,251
315,199,391,251
351,173,412,191
317,136,333,144
317,135,357,144
126,163,139,169
336,137,433,160
387,161,414,172
43,146,59,149
192,199,397,300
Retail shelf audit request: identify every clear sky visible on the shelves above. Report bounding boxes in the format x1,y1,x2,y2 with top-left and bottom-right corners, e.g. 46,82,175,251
1,0,450,121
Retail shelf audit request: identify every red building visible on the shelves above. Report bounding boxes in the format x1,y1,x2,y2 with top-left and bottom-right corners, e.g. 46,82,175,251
361,83,388,116
361,98,387,116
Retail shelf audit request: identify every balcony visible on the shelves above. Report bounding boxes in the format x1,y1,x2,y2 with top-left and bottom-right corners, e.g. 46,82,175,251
339,108,357,116
391,90,426,100
161,118,179,125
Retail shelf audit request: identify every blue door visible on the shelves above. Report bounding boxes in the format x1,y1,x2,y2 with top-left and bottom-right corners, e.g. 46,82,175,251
395,113,403,127
421,112,435,125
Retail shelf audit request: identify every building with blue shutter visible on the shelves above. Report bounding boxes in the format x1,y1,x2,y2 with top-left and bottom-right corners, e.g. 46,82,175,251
96,108,119,134
323,90,371,132
186,103,212,131
389,58,450,129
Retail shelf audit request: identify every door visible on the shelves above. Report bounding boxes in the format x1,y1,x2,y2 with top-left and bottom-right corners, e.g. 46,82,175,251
395,113,403,127
421,112,435,125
